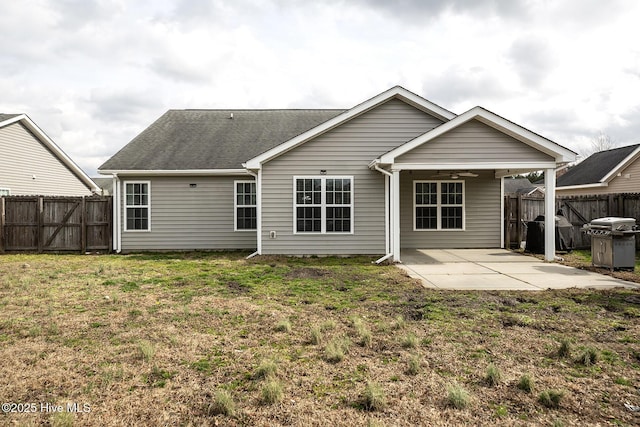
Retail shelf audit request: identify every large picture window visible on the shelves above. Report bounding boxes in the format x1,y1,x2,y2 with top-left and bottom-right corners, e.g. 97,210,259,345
235,181,257,231
414,181,464,230
294,176,353,234
124,181,150,231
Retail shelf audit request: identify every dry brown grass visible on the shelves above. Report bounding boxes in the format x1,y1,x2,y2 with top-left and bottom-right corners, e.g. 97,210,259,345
0,252,639,426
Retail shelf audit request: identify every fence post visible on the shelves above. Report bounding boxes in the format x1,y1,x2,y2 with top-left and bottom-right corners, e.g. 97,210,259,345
504,195,511,249
0,197,4,253
37,196,43,253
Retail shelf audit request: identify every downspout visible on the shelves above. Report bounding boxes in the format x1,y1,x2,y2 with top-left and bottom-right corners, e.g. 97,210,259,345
112,173,121,253
373,164,393,264
245,169,260,259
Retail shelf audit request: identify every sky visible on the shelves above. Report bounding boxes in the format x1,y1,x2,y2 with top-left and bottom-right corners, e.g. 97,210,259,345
2,0,640,177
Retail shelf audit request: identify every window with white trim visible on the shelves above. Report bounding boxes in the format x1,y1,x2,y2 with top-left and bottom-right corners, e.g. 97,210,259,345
0,188,10,196
235,180,257,230
294,177,353,233
124,181,150,231
414,181,464,230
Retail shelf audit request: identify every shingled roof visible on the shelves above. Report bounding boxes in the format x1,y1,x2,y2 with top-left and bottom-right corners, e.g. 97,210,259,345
99,109,344,171
557,143,640,187
0,113,22,123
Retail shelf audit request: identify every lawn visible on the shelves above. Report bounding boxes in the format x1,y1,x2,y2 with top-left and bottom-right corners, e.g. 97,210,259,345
0,252,639,426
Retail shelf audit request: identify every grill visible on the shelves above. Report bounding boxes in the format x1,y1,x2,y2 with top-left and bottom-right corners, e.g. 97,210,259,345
583,217,639,271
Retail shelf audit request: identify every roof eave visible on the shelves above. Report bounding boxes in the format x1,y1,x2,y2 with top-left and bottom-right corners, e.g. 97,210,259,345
600,145,640,183
556,182,608,191
98,169,251,176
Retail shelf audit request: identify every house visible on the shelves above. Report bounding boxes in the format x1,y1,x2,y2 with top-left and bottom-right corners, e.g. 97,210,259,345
556,143,640,196
99,86,576,261
503,177,544,196
91,177,113,195
0,114,99,196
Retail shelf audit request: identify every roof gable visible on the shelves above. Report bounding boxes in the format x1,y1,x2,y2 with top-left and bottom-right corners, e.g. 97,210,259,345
243,86,456,169
556,143,640,187
377,107,576,166
99,109,343,172
0,114,99,192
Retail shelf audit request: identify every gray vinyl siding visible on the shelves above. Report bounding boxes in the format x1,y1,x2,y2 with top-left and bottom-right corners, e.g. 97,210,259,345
0,122,92,195
261,98,445,255
400,170,501,248
396,119,554,164
120,176,256,251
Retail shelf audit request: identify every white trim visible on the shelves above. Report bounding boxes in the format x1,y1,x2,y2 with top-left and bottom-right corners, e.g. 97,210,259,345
412,180,466,231
600,145,640,182
234,179,257,231
123,180,151,232
391,162,558,171
0,188,10,196
112,174,121,253
99,169,249,176
245,86,456,169
544,168,556,262
392,170,400,262
292,176,354,235
556,182,608,191
500,177,505,249
379,106,576,165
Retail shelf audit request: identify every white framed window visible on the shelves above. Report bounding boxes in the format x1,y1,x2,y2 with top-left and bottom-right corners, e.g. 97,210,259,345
293,176,353,234
0,188,10,196
234,180,257,231
414,180,465,231
124,181,151,231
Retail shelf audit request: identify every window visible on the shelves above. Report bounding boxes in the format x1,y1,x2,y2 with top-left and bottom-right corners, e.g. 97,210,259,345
235,181,257,230
294,177,353,233
414,181,464,230
0,188,10,196
124,181,150,231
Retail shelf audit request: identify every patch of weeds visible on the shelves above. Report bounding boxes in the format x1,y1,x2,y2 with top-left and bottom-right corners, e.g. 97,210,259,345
192,358,211,373
447,383,470,409
517,373,534,393
51,411,74,427
254,359,278,380
137,340,155,362
406,354,421,376
325,337,351,363
275,319,292,333
352,317,373,347
557,339,571,359
393,315,406,330
401,332,418,349
309,326,323,345
494,405,508,418
539,389,564,409
485,363,502,387
146,366,175,388
207,389,236,416
321,320,336,331
576,347,598,366
614,377,632,386
361,382,386,411
121,281,139,292
261,378,284,404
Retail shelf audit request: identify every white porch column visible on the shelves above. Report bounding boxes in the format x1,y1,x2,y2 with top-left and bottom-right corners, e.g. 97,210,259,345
392,169,401,262
544,168,556,261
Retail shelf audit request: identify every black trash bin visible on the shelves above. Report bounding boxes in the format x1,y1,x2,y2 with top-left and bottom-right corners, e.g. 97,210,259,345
525,213,575,254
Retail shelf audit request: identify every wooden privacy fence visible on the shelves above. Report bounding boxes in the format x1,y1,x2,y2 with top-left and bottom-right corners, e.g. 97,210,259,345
0,196,112,253
505,193,640,249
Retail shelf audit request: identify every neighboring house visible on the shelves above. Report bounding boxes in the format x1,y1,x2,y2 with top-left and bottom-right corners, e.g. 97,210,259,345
0,113,99,196
556,143,640,196
504,177,544,196
99,86,576,261
92,177,113,195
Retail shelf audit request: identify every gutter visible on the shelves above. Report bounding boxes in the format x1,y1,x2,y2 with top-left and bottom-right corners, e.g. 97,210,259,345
372,163,393,264
112,173,121,253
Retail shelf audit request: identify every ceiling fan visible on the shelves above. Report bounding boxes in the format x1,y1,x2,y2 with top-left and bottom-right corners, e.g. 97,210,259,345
430,170,479,179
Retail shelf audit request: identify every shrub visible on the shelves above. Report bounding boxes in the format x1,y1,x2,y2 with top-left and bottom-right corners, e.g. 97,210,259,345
207,389,235,416
406,354,421,376
447,383,470,409
539,389,564,408
261,379,284,405
576,347,598,366
254,359,277,380
362,382,386,411
557,339,571,358
485,363,502,387
517,373,534,393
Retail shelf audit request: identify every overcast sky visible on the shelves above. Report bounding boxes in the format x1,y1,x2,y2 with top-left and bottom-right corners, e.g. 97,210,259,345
2,0,640,176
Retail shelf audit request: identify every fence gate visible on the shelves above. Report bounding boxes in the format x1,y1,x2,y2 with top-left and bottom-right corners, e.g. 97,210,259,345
0,196,112,253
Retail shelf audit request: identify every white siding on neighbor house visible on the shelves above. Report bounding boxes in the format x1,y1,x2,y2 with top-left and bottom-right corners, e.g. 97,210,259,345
400,170,501,248
0,122,92,196
261,98,445,255
395,119,555,165
557,156,640,196
120,176,256,251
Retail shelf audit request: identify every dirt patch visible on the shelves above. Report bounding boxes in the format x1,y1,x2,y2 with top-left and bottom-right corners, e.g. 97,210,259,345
285,267,330,279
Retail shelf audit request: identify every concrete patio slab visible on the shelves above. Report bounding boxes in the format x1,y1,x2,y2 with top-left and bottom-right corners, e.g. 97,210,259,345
399,249,639,291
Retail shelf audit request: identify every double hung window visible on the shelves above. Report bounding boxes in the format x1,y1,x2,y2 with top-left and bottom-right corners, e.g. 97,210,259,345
414,181,464,230
294,177,353,233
